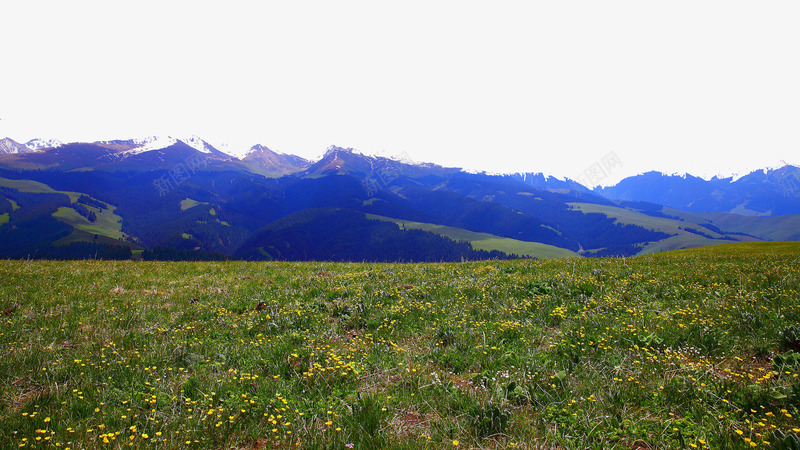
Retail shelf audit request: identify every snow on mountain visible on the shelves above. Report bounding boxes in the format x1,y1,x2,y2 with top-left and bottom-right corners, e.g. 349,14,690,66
199,142,295,160
463,167,499,176
180,135,217,154
223,144,264,159
756,163,792,178
244,144,275,156
129,136,179,153
25,138,63,151
98,135,225,157
722,163,798,183
619,170,728,183
208,141,237,158
504,171,593,192
643,164,789,184
513,171,571,183
0,138,32,154
725,171,747,183
692,168,740,182
664,172,700,180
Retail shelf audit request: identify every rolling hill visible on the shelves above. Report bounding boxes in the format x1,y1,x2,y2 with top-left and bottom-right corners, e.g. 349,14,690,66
0,176,139,259
236,208,513,262
365,214,579,259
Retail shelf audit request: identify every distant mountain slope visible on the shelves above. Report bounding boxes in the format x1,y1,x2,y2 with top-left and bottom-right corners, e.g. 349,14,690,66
0,176,135,248
236,208,513,262
597,165,800,216
698,212,800,242
567,202,727,238
503,172,591,193
0,143,121,170
25,138,64,151
365,214,579,259
0,183,134,259
96,136,231,158
241,144,310,176
565,202,759,255
0,138,34,155
302,146,460,180
1,136,798,259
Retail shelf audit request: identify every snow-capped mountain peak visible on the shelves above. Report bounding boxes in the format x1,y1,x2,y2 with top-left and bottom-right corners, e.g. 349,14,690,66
129,136,179,153
180,135,216,154
0,138,32,154
246,144,275,155
220,143,271,159
103,135,225,157
25,138,63,151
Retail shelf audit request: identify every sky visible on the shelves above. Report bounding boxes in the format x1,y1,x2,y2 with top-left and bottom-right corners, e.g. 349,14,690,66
1,1,798,186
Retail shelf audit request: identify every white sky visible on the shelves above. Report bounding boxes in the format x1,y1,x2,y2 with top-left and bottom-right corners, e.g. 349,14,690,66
1,1,798,186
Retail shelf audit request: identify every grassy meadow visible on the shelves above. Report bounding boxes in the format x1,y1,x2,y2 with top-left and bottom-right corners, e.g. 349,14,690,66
365,214,579,260
2,242,800,449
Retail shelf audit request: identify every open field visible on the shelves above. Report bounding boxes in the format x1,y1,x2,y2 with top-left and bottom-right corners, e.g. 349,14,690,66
52,206,124,241
0,176,82,202
566,202,723,238
698,213,800,242
2,242,800,448
180,199,210,212
366,214,579,259
638,233,759,256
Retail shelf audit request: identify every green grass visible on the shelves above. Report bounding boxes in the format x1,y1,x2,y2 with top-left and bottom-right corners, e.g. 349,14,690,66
0,176,81,202
668,240,800,256
567,203,764,254
568,202,725,238
180,198,208,211
366,214,579,259
53,229,142,250
52,206,124,240
93,205,124,235
2,242,800,448
638,233,733,255
699,212,800,241
2,176,128,244
9,199,20,210
0,212,8,226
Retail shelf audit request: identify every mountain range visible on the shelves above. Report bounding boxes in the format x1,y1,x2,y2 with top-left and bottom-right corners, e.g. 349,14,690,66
1,135,798,261
0,137,63,154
